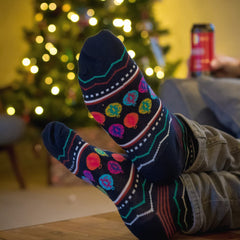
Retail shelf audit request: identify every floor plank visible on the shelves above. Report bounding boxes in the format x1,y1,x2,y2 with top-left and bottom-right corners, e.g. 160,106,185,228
1,211,240,240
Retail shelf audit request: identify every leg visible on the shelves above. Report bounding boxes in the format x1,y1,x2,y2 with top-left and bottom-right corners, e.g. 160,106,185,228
178,114,240,173
78,30,197,183
181,170,240,234
42,121,193,240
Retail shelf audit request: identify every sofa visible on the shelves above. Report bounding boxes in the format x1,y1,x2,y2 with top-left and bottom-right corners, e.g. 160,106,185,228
160,77,240,138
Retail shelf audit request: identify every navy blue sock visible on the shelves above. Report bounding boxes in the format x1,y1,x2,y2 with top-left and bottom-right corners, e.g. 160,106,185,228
78,30,188,183
42,121,193,240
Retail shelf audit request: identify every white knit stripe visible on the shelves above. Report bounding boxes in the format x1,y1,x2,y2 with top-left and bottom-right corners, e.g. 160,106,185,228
72,142,89,175
124,183,154,226
114,164,135,204
136,117,172,172
84,66,139,105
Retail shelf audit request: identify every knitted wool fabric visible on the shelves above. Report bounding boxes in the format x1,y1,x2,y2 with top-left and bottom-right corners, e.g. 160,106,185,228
42,121,193,240
78,30,189,183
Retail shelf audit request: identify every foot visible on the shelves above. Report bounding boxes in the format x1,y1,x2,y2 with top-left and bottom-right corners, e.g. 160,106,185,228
78,30,185,183
42,121,192,239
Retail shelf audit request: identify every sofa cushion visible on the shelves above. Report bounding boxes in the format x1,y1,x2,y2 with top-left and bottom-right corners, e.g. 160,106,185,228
199,77,240,138
160,78,231,133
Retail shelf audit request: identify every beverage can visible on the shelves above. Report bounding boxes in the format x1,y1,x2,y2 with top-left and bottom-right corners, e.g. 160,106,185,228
190,24,215,77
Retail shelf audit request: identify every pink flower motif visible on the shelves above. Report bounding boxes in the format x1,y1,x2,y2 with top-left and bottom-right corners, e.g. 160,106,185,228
138,77,148,93
109,124,125,138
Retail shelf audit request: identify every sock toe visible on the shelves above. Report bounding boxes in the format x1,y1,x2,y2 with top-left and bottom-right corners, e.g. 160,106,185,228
78,29,125,80
42,121,71,159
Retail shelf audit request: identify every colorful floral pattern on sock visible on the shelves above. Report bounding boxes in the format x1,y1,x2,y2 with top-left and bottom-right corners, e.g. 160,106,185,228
79,44,186,182
42,120,193,240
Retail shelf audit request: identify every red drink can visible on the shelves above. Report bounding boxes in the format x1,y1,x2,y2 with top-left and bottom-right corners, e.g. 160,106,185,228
190,24,215,77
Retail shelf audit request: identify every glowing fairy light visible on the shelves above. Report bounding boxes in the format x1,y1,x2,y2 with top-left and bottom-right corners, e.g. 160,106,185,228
6,107,15,116
67,72,75,80
30,65,39,74
48,24,56,33
76,53,80,60
61,54,69,62
40,2,48,11
123,25,131,33
89,17,98,26
45,76,53,85
156,70,165,79
114,0,124,5
49,47,58,55
22,58,31,66
62,3,71,12
67,12,79,22
42,54,50,62
67,63,75,70
145,67,154,76
113,18,124,27
35,106,44,115
51,86,60,95
49,3,57,11
128,50,135,58
117,35,124,42
35,35,44,44
35,13,43,22
87,9,95,17
45,42,54,51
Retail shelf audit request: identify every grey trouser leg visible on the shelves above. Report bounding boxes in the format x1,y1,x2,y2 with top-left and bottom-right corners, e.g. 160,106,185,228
176,114,240,234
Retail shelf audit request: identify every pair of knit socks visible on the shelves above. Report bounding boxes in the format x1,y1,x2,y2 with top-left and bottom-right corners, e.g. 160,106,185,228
42,30,195,240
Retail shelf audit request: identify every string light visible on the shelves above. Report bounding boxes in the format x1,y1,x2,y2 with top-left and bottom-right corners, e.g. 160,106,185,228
67,12,79,22
62,3,71,12
67,62,75,70
123,19,132,33
51,86,60,95
35,35,44,44
128,50,135,58
48,24,56,33
128,0,136,2
45,77,53,85
49,3,57,11
42,54,50,62
30,65,39,74
156,70,165,79
76,53,80,60
87,9,95,17
89,17,98,26
123,25,131,32
40,2,48,11
35,106,44,115
61,54,69,62
114,0,124,5
141,30,149,39
45,42,54,51
113,18,124,27
6,107,15,116
35,13,43,22
145,67,154,76
22,58,31,66
67,72,75,80
49,47,58,55
117,35,124,42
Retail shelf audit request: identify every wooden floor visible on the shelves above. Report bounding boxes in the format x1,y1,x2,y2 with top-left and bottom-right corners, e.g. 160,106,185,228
1,211,240,240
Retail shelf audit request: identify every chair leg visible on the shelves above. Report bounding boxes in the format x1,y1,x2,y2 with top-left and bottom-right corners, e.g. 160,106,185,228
7,145,26,189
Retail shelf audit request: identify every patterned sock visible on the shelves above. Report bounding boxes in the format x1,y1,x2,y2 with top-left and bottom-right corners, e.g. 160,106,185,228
78,30,187,183
42,121,193,240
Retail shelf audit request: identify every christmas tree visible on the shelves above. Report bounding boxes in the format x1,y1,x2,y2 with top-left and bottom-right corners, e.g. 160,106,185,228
1,0,180,129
